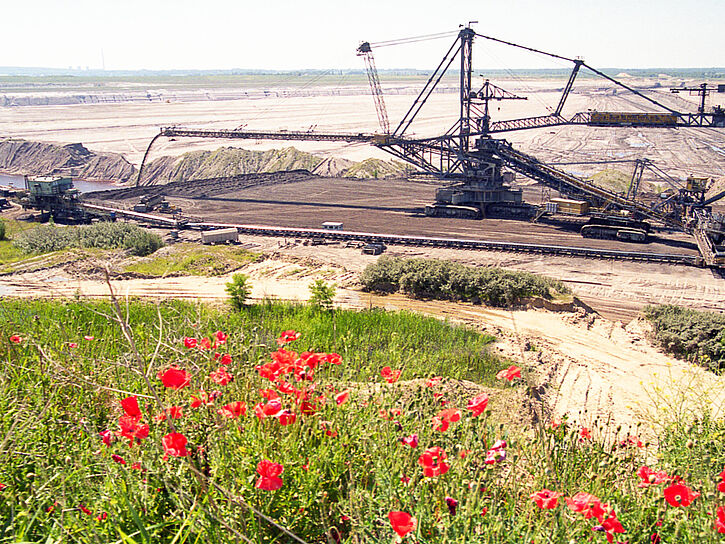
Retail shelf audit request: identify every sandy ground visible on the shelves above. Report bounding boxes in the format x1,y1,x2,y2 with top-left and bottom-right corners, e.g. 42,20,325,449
2,77,724,183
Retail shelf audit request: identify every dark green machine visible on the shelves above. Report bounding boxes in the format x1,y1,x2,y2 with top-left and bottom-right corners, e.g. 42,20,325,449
21,175,88,222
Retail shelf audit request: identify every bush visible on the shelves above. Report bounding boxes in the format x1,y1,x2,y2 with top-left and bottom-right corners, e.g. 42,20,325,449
644,304,725,371
122,228,164,256
0,220,5,241
360,256,569,307
12,222,163,255
308,278,336,311
225,272,251,310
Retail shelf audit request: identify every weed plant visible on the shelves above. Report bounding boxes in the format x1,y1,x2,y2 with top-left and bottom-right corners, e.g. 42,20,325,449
1,299,724,543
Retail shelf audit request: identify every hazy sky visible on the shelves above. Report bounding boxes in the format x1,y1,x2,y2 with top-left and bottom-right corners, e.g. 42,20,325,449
4,0,724,71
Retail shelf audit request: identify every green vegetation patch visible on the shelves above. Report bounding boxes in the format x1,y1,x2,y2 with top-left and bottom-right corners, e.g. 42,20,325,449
361,256,570,307
2,298,725,542
644,304,725,371
123,243,259,277
12,221,163,256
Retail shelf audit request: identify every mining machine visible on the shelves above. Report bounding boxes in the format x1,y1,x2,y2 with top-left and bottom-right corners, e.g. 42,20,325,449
137,25,725,266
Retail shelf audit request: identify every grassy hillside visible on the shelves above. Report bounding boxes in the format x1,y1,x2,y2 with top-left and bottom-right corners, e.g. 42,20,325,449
2,299,724,542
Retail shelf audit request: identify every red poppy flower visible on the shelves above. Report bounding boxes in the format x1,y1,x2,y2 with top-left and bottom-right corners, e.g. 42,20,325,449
325,352,342,365
255,459,284,490
183,337,198,349
278,409,297,425
418,446,450,477
218,353,232,365
96,512,108,521
215,330,228,345
426,376,442,388
433,408,461,432
78,504,92,515
549,418,562,429
445,497,458,516
68,342,78,349
167,406,184,419
467,392,489,416
99,429,114,446
496,365,521,381
600,511,625,542
381,366,402,383
717,467,725,493
484,448,506,464
157,366,191,390
388,511,416,538
260,388,281,401
117,416,149,447
83,335,94,341
637,466,670,487
335,389,350,405
255,399,283,420
481,507,488,516
161,432,189,458
130,462,143,470
619,434,644,448
400,434,419,448
580,427,592,440
121,396,142,421
111,454,126,465
300,400,317,416
199,337,212,350
716,505,725,533
530,489,562,509
566,492,607,522
320,421,337,437
209,367,233,386
277,330,300,345
218,401,247,419
663,482,700,507
9,335,22,344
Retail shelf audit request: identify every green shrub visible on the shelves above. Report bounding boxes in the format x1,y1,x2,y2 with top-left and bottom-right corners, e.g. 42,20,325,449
0,220,5,241
225,272,251,310
308,278,336,311
360,256,569,307
12,222,163,255
122,228,164,256
644,304,725,370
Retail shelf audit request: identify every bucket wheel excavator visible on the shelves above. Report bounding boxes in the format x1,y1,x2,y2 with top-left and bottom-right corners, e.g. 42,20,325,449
137,25,725,266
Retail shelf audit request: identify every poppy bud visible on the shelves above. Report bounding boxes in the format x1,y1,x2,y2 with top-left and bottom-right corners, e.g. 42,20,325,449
445,496,458,516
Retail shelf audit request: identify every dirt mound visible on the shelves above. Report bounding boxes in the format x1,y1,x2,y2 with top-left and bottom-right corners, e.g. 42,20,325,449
85,170,318,201
0,139,135,182
343,157,410,179
141,146,323,185
311,157,353,177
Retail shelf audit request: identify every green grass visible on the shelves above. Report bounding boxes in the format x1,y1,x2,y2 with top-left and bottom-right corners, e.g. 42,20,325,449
1,299,724,543
123,243,260,277
0,220,43,271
